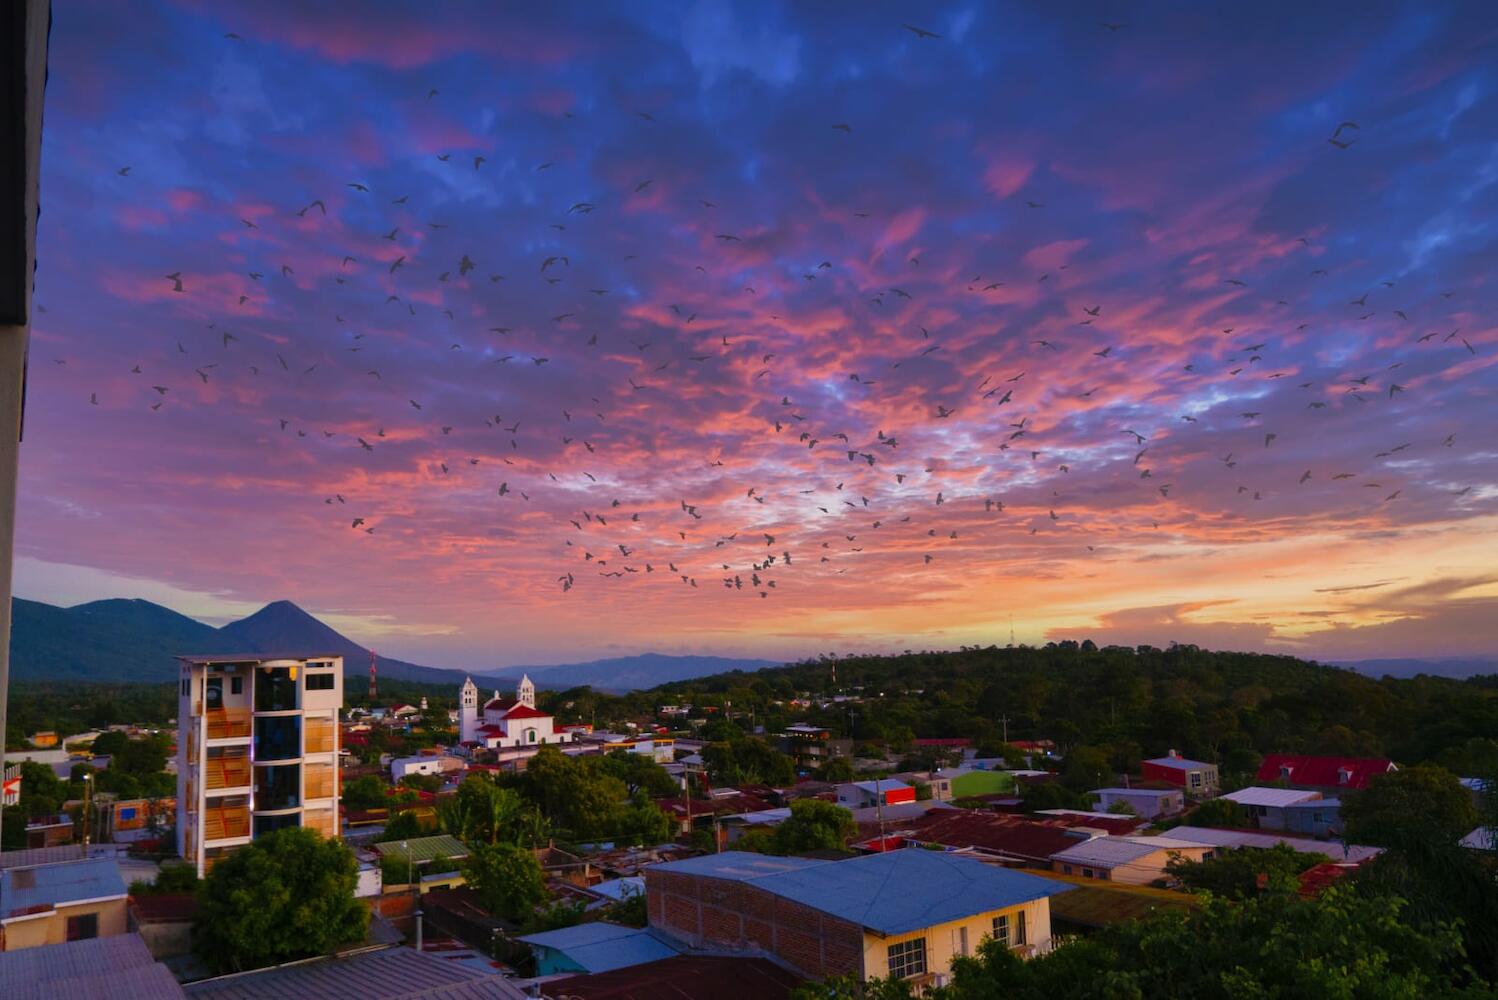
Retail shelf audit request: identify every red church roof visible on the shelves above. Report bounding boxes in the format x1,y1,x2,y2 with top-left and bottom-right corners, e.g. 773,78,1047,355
1255,754,1395,790
500,704,551,720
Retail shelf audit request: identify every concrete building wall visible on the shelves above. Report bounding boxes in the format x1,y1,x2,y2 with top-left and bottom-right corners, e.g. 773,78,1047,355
859,898,1052,982
0,897,127,951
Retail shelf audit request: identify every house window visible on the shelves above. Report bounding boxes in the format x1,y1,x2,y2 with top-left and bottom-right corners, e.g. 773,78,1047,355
306,673,335,691
887,938,926,979
1188,771,1202,789
993,913,1010,946
1016,910,1027,946
526,729,538,744
1279,765,1292,779
66,913,98,941
1062,864,1073,875
231,677,243,695
1082,867,1096,879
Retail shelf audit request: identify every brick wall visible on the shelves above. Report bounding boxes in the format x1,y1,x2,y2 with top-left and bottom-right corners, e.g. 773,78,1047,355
645,870,863,978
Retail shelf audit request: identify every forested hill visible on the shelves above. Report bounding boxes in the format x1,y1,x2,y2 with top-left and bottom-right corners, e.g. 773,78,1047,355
636,643,1498,775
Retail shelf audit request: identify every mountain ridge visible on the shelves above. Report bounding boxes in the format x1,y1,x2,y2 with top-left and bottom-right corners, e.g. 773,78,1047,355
7,596,777,691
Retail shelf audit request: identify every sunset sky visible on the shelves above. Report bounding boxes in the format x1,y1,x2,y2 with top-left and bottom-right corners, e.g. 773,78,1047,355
17,1,1498,670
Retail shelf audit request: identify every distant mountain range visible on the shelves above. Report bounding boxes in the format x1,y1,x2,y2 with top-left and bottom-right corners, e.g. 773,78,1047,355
1333,657,1496,680
8,597,778,691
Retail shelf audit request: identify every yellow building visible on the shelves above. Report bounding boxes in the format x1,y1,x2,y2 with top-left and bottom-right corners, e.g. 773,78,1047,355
0,857,129,951
646,848,1070,988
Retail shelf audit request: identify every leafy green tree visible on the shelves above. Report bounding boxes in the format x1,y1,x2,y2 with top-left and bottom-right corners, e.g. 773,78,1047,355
939,887,1470,998
132,861,200,896
772,799,857,854
194,828,367,973
375,809,424,844
791,975,917,999
341,774,390,810
815,757,855,782
701,737,795,786
1061,745,1111,791
111,733,171,778
1166,844,1327,899
464,842,546,922
398,772,444,793
17,760,66,817
1185,797,1246,828
598,750,679,797
521,899,587,934
1342,765,1477,849
1018,781,1085,812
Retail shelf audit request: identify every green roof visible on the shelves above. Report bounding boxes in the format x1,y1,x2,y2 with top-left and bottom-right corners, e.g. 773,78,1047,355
373,834,468,864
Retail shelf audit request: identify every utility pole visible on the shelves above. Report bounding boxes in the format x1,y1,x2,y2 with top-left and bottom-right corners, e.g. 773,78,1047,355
999,715,1010,745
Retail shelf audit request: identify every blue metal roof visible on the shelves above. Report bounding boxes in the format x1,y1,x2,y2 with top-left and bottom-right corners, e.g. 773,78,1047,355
652,848,1071,937
645,851,823,881
517,922,681,973
0,858,127,917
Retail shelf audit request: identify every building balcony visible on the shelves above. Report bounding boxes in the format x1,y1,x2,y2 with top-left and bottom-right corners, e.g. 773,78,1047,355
304,717,336,754
204,751,252,791
203,800,250,842
206,708,252,740
303,809,336,839
304,765,336,800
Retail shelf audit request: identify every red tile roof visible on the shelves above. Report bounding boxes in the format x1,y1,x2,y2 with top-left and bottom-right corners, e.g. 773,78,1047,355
548,955,804,999
1298,861,1357,897
500,704,551,720
1037,811,1146,836
1256,754,1395,791
129,893,198,923
483,697,519,712
914,738,972,747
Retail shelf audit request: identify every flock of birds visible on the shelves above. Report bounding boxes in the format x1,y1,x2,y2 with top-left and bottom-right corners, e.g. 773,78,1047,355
49,19,1487,606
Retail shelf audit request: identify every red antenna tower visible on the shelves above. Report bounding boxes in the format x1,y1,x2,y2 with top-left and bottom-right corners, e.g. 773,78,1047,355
368,649,378,701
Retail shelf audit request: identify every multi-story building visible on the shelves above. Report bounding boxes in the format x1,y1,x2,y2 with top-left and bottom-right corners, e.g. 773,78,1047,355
175,654,343,876
777,724,852,774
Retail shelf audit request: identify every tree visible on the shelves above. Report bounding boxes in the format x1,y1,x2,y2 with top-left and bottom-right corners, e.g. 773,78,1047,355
1185,797,1246,828
341,774,390,811
939,887,1470,998
375,809,424,843
701,737,795,786
521,899,587,934
17,760,66,817
1166,844,1327,899
1018,780,1085,812
1342,765,1477,849
194,827,366,973
598,750,679,797
1104,800,1137,816
791,975,916,999
772,799,857,854
465,842,546,922
398,772,444,793
605,890,648,928
815,757,855,782
1061,745,1111,791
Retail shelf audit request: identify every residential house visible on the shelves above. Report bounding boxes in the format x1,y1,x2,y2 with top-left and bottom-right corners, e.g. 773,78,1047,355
836,780,915,809
1140,751,1220,796
1220,787,1323,831
27,731,58,749
1254,754,1396,794
578,731,677,764
97,795,176,844
899,811,1095,868
22,816,72,849
373,833,469,891
778,725,853,773
0,857,129,951
1090,787,1184,820
389,754,464,782
1162,826,1383,863
645,848,1071,987
0,933,185,998
1048,836,1213,886
518,921,681,976
1283,798,1342,838
181,942,527,998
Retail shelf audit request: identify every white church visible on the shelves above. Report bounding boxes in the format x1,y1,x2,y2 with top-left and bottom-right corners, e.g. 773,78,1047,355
458,674,572,750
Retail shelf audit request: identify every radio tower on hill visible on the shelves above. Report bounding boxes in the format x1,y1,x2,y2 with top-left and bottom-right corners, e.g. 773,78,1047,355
368,649,378,701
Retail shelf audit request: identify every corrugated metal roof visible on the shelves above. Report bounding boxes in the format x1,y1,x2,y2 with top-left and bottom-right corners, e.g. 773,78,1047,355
654,847,1071,936
1221,786,1322,808
373,834,469,864
518,922,680,973
0,857,126,917
646,852,821,881
1093,787,1180,798
1143,755,1215,771
546,954,805,999
1163,827,1383,863
1049,837,1196,868
184,945,526,999
0,932,185,999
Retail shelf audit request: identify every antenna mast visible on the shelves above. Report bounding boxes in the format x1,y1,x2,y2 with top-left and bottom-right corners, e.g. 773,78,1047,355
368,649,378,701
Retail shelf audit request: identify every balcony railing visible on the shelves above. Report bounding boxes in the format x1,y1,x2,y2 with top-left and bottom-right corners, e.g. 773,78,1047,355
206,708,252,740
304,766,335,800
204,753,252,791
304,718,336,754
203,802,250,841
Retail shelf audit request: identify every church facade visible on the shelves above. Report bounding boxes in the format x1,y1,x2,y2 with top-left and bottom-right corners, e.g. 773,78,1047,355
458,674,571,749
